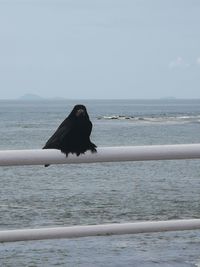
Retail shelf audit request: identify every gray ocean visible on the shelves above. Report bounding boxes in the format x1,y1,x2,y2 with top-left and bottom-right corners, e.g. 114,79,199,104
1,99,200,266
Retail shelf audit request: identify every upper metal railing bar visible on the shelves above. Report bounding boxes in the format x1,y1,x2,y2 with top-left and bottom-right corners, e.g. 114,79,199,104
0,144,200,166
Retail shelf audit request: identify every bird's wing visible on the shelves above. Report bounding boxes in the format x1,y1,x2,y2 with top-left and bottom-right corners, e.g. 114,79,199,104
43,119,71,149
86,120,92,136
57,116,70,130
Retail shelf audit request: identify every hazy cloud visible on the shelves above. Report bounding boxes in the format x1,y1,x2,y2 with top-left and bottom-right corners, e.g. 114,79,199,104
196,57,200,66
169,57,190,69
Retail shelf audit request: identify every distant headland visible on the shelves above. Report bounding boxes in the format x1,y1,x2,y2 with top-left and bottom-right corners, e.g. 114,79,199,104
19,94,65,101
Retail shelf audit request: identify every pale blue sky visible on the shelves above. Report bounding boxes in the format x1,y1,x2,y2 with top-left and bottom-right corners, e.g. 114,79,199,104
0,0,200,99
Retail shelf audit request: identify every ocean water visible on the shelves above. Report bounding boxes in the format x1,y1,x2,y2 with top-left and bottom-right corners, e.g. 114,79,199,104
1,99,200,266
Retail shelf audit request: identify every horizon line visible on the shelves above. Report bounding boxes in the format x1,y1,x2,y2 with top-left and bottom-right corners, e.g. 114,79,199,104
0,97,200,101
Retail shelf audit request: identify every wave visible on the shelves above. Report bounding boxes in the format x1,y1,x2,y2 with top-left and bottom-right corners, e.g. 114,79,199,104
97,114,200,124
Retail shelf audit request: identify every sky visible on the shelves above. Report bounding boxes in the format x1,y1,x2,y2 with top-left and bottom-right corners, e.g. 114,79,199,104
0,0,200,99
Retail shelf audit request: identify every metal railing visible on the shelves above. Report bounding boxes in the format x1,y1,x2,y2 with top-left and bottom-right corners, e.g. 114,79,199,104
1,144,200,243
1,143,200,166
1,219,200,243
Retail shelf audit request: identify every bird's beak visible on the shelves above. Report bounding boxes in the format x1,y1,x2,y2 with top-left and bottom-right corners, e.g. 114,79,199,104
76,109,85,117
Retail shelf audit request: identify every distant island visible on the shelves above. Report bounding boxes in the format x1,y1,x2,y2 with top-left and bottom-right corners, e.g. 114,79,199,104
159,96,177,100
19,94,66,101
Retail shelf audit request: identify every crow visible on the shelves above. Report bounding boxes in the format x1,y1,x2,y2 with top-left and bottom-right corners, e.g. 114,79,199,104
43,104,97,167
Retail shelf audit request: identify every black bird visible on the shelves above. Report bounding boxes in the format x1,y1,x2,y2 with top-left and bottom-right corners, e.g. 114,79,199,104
43,104,97,166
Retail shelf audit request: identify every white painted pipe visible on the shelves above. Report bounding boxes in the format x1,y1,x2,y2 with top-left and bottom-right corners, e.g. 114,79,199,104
0,144,200,166
1,219,200,243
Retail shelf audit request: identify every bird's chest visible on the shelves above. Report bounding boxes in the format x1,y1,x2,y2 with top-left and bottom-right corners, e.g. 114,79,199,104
70,121,89,140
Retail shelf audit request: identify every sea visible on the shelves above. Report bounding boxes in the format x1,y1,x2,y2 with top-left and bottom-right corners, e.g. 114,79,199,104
1,99,200,266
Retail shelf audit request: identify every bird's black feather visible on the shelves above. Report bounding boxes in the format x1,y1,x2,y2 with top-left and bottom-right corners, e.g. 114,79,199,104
43,105,97,166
